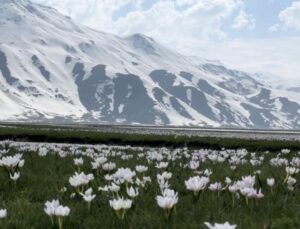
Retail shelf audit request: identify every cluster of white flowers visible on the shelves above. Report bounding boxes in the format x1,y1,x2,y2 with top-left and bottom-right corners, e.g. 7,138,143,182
226,176,264,204
2,140,300,228
113,167,136,185
91,157,107,170
135,165,148,173
0,153,24,182
156,188,178,219
109,197,132,220
44,199,70,229
185,176,209,196
155,168,178,219
69,172,94,194
74,157,84,167
102,162,116,171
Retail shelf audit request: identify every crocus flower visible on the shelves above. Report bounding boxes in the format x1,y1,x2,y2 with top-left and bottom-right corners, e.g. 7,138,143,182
189,161,199,170
69,172,94,194
156,189,178,220
113,168,136,185
10,172,20,182
209,182,222,192
0,154,24,179
54,206,70,229
267,178,275,187
155,162,169,169
74,158,84,171
44,199,60,218
91,157,107,170
108,183,120,193
109,197,132,220
286,167,299,176
225,177,232,185
0,154,24,169
0,209,7,219
286,177,297,191
54,206,70,217
204,222,237,229
157,172,172,181
135,165,148,173
102,162,116,172
44,199,70,229
81,188,96,211
126,186,139,199
185,176,209,196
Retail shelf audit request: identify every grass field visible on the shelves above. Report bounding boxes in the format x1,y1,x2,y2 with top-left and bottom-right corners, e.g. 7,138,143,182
0,141,299,228
1,124,300,151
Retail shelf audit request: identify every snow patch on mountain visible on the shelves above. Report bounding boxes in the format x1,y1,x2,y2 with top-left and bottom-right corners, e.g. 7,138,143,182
0,0,300,128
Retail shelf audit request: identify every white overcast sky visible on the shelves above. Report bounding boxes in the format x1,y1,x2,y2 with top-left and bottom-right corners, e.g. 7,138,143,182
32,0,300,82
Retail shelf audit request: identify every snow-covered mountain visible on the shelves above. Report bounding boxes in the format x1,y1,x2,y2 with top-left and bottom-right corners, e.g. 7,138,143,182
0,0,300,128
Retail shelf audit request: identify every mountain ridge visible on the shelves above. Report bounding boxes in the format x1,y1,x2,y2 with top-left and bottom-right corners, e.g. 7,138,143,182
0,0,299,128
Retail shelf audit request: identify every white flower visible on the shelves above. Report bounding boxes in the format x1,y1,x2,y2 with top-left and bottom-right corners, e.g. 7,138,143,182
185,176,209,193
286,177,297,191
267,178,275,187
209,182,222,191
0,154,24,168
74,158,84,166
18,159,25,168
281,149,290,154
225,177,232,185
70,193,76,199
109,198,132,211
135,165,148,173
38,147,48,157
255,189,264,199
109,197,132,220
203,169,213,177
157,178,170,192
113,168,136,184
143,176,152,183
126,186,139,198
286,167,299,175
109,183,120,193
82,188,96,202
240,187,264,199
98,185,109,192
104,174,114,181
156,189,178,210
54,206,70,217
155,162,168,169
239,176,255,188
91,157,107,170
0,209,7,219
157,172,172,181
228,183,239,193
254,170,261,175
69,172,94,188
10,172,20,181
189,160,199,170
204,222,237,229
44,199,60,216
102,162,116,172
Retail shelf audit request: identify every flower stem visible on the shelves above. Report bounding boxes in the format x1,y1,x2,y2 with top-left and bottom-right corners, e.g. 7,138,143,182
58,217,63,229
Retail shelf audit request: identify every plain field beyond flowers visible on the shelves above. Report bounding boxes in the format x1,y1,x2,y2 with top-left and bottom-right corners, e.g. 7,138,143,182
0,141,299,228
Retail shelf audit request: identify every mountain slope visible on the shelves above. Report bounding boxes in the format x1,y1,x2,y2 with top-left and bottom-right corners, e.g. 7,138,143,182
0,0,300,128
